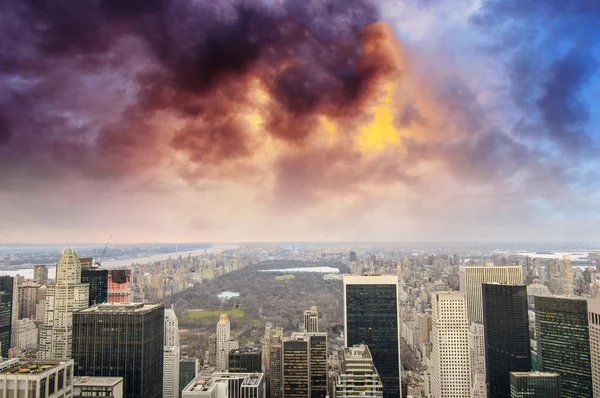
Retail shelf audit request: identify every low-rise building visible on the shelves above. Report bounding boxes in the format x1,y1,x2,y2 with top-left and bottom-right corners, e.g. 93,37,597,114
182,372,265,398
0,358,74,398
73,376,124,398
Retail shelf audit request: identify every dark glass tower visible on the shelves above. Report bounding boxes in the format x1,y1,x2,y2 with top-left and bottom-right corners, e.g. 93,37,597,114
81,267,108,306
509,371,561,398
72,303,164,398
344,275,400,398
482,283,531,398
281,332,328,398
228,347,262,373
0,276,14,358
534,296,592,398
179,358,198,395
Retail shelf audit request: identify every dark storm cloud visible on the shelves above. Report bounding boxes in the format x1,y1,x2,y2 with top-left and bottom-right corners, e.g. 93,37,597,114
0,0,380,184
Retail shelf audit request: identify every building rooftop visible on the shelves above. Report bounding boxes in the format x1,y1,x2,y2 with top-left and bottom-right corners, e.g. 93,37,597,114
185,372,263,392
0,359,70,375
343,344,373,360
74,376,123,387
511,371,560,378
77,302,162,313
229,347,261,355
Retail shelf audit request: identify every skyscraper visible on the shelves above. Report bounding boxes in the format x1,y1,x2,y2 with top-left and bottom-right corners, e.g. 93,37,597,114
107,269,131,303
228,347,262,373
482,283,531,398
179,358,199,395
262,321,283,374
270,335,283,398
39,247,89,359
344,275,401,398
509,372,561,398
304,306,318,333
281,332,328,398
33,264,48,285
81,266,108,306
335,344,383,398
430,291,471,398
164,305,180,347
587,295,600,396
72,302,164,398
164,346,181,398
164,306,180,398
562,255,574,296
468,322,486,388
459,265,523,324
17,280,42,320
0,276,14,358
534,295,592,398
216,314,238,372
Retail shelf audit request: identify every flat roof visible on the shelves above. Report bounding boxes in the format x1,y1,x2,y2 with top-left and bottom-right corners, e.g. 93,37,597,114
511,371,560,378
343,274,398,285
77,302,162,313
1,359,70,375
185,372,263,392
74,376,123,387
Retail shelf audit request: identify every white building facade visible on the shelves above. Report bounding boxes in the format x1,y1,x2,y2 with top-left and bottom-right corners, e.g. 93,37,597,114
431,292,471,398
39,247,89,359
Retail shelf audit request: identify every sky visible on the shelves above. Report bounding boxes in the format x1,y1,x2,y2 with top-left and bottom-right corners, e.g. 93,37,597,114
0,0,599,244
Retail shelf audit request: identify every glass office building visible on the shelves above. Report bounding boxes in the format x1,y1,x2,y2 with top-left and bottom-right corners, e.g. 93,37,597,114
72,303,164,398
344,275,400,398
510,371,561,398
482,283,531,398
534,296,592,398
81,267,108,306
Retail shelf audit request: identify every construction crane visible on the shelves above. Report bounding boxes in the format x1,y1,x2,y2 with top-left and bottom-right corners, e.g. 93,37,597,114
94,235,112,267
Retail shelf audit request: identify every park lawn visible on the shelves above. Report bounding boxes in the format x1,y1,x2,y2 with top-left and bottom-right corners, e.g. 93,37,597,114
187,308,245,319
275,274,295,281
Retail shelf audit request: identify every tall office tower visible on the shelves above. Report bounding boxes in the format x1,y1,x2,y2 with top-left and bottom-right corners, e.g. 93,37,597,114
80,266,108,306
39,247,89,360
164,346,181,398
468,323,486,382
335,344,383,398
431,292,471,398
509,372,561,398
229,347,262,372
72,303,164,398
165,305,180,347
562,255,574,296
587,295,600,396
396,262,402,281
534,295,592,398
33,264,48,285
533,259,543,282
270,335,283,398
344,275,401,398
262,322,283,373
216,314,238,372
459,265,523,324
547,259,557,279
349,251,357,262
281,332,328,398
304,306,319,333
152,274,165,300
18,281,42,320
164,306,180,398
482,284,531,398
0,276,14,358
179,358,199,395
107,269,131,303
208,334,217,366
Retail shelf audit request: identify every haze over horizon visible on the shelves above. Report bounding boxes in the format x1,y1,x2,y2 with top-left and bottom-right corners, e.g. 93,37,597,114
1,0,599,244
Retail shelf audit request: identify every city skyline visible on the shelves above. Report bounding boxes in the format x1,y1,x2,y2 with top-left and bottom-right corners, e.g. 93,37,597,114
1,0,599,244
